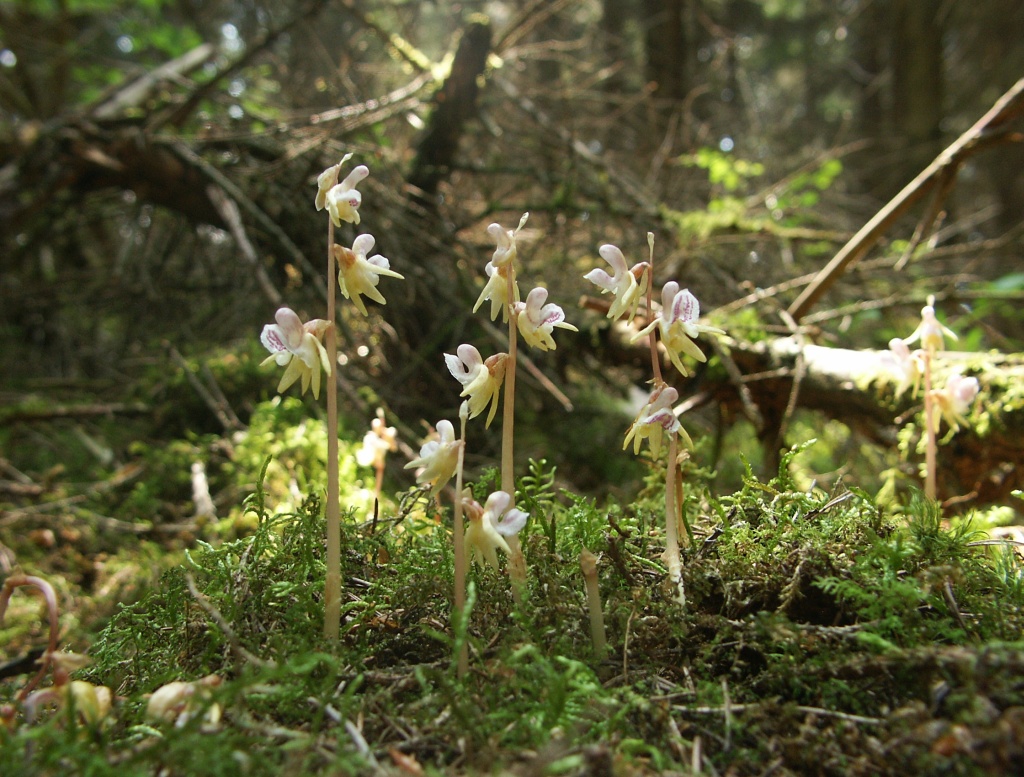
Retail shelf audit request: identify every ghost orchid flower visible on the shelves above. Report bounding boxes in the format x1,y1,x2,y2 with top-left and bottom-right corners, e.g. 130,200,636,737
488,212,529,268
314,153,353,211
634,282,724,376
473,214,529,320
404,419,461,496
904,303,957,354
463,490,529,569
623,383,693,458
333,234,404,316
260,307,332,399
444,344,508,427
473,260,518,322
356,409,397,469
883,337,923,398
585,244,649,321
931,372,979,433
323,164,370,226
514,286,578,351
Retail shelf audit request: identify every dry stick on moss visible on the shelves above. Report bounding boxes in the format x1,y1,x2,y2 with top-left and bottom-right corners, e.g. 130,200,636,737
185,573,273,672
579,549,606,657
324,219,342,641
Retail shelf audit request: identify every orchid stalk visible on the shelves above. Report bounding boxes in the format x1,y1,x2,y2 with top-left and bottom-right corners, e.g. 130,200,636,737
323,215,342,640
588,233,718,606
453,403,469,677
313,155,406,639
902,295,957,501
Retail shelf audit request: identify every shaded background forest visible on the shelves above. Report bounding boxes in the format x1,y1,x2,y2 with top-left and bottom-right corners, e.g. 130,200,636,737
2,0,1024,511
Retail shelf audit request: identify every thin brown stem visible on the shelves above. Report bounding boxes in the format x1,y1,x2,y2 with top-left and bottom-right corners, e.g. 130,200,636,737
923,349,937,501
502,258,526,601
454,407,469,678
324,220,341,641
645,233,662,383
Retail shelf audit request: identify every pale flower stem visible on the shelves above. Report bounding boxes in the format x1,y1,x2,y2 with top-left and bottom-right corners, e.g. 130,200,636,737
454,412,468,678
324,219,341,641
663,433,681,579
580,549,607,657
646,280,662,383
923,348,937,501
502,259,526,602
645,235,662,383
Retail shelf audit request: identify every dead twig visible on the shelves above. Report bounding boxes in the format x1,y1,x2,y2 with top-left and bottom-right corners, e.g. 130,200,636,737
789,77,1024,322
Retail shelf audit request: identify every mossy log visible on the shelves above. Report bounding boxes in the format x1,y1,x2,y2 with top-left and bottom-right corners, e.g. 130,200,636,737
715,338,1024,507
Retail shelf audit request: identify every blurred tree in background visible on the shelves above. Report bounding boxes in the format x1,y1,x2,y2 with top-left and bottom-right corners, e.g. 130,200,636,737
1,0,1023,498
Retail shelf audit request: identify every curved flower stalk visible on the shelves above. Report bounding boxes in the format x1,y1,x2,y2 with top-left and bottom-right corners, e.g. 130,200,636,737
633,282,724,377
623,383,693,458
444,343,508,427
584,244,649,321
333,234,404,316
463,490,529,569
514,286,578,351
474,213,529,321
404,419,461,497
316,155,370,226
260,307,332,399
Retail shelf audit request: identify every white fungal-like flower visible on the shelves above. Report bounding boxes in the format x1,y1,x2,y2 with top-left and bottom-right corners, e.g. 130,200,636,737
333,234,404,316
463,490,529,569
404,420,460,496
584,244,649,321
260,307,332,399
633,282,724,376
623,383,692,458
514,287,578,351
444,344,508,427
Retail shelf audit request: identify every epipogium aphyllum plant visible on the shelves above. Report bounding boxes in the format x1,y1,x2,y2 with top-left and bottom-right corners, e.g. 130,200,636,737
889,295,978,502
587,233,723,605
262,154,403,640
457,213,576,599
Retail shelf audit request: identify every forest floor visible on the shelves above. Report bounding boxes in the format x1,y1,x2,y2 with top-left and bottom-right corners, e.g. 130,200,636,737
2,381,1024,776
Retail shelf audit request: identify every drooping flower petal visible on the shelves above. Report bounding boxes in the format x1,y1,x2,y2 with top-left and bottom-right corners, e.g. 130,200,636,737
623,383,692,457
633,282,724,377
931,372,979,433
473,260,518,322
334,233,404,316
314,153,354,211
514,286,578,351
464,490,529,569
486,212,529,268
585,244,649,321
883,337,923,398
904,303,957,353
259,308,332,399
325,164,370,226
404,419,460,496
444,344,507,426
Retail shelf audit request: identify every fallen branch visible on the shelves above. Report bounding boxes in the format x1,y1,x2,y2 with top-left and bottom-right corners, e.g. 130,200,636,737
789,77,1024,322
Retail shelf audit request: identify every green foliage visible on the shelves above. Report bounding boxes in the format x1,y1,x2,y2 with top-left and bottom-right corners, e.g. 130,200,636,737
681,148,766,192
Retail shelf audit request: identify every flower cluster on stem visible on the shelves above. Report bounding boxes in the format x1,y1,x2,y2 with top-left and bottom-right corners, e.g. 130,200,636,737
587,234,720,606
